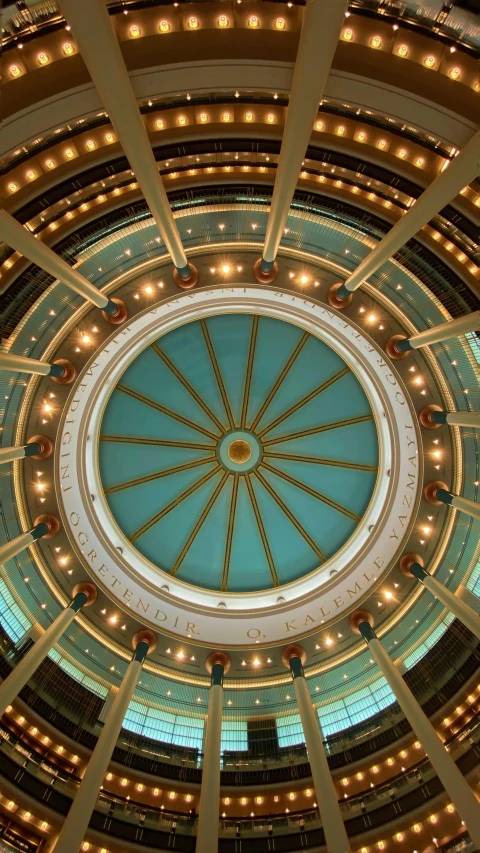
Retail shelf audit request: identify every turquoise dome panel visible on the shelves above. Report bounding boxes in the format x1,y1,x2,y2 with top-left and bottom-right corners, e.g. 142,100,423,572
99,313,379,593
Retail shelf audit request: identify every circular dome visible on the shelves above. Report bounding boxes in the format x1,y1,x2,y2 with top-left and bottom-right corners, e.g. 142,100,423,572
98,314,378,593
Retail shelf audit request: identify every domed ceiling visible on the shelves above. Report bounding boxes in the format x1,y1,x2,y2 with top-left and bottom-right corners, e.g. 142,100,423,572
99,313,378,592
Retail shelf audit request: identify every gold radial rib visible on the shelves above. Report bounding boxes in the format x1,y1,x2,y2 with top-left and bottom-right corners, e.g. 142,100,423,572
130,466,220,542
101,435,215,451
105,456,217,495
244,476,279,587
240,315,259,428
264,451,377,473
151,342,225,433
253,469,326,563
117,384,220,440
170,471,230,576
262,414,374,446
221,475,240,591
249,331,309,431
258,365,350,438
200,319,235,430
261,460,360,522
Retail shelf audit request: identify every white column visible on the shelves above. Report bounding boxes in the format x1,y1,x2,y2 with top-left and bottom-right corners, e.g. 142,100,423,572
400,556,480,642
0,530,37,565
57,0,195,283
196,653,230,853
258,0,348,276
352,613,480,848
407,312,480,349
0,436,52,465
451,494,480,522
0,352,51,377
0,583,96,717
445,412,480,428
52,631,156,853
419,406,480,430
0,210,118,314
0,446,29,464
284,646,350,853
335,129,480,296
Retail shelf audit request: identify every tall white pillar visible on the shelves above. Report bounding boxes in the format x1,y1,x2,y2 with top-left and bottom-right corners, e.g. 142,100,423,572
0,435,53,465
283,645,350,853
52,630,156,853
256,0,348,282
0,352,76,384
386,312,480,359
0,582,96,717
57,0,197,287
330,129,480,304
0,514,59,567
0,210,126,322
424,480,480,522
350,610,480,848
419,405,480,430
400,554,480,642
196,652,230,853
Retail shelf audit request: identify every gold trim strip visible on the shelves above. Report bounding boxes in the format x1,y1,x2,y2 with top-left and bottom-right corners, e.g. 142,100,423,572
130,465,220,542
151,342,225,433
200,319,235,430
265,451,377,473
244,475,279,588
100,436,215,450
263,414,374,446
249,331,309,431
105,456,217,495
261,459,360,522
258,365,350,438
171,472,229,577
221,475,239,591
240,315,259,429
117,384,220,440
253,468,326,562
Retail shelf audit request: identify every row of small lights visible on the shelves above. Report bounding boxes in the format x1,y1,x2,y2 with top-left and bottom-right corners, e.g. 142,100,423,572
7,15,478,91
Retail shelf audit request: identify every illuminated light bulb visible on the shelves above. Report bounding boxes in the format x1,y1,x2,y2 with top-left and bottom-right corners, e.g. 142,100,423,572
325,637,333,646
266,113,275,123
336,125,345,136
446,803,455,813
169,791,176,799
275,17,286,30
315,120,324,131
356,772,364,780
424,55,436,68
159,20,170,32
26,170,36,180
178,115,187,126
384,590,393,599
129,24,141,37
121,778,128,786
370,35,382,48
397,148,407,159
199,112,208,123
45,159,55,169
86,140,95,150
41,821,48,830
430,814,437,823
367,313,376,322
218,15,229,27
300,275,308,284
65,148,74,159
38,52,49,65
335,180,343,187
10,64,22,78
397,44,408,57
415,157,424,168
357,131,366,142
245,111,253,122
188,16,199,29
222,112,231,122
449,66,461,80
343,28,353,40
248,15,259,28
8,182,18,192
109,615,117,624
63,42,74,55
222,265,231,274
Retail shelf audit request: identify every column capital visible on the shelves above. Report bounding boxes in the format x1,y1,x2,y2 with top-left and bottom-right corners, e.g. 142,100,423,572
173,262,199,290
281,643,307,668
424,480,450,505
33,513,60,538
385,334,411,360
327,282,353,309
51,358,76,385
132,629,157,655
102,297,128,325
71,582,97,607
205,650,231,675
26,434,54,460
349,609,375,636
399,553,425,577
253,257,279,284
419,404,444,429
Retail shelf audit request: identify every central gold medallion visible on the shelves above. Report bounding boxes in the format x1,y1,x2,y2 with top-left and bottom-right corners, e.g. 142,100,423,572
228,439,252,464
